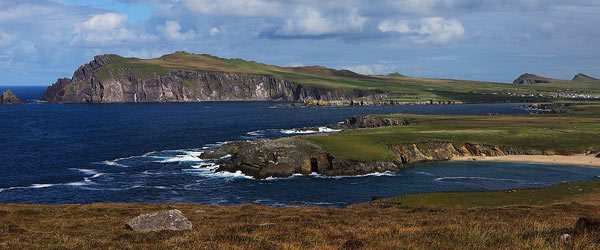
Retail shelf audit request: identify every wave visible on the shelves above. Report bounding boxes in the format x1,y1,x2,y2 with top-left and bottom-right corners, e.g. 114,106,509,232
101,160,130,168
280,127,341,134
434,176,533,183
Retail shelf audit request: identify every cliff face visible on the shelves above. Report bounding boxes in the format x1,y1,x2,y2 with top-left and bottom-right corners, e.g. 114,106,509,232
0,90,23,105
213,138,555,179
42,55,377,103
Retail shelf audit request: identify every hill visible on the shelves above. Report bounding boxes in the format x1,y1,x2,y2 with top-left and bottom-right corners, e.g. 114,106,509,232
42,51,600,103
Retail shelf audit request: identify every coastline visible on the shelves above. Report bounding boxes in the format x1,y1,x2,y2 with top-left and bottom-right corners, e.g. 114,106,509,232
452,154,600,167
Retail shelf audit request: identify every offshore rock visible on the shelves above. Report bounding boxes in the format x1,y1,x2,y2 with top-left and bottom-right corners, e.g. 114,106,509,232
125,209,192,232
0,90,23,105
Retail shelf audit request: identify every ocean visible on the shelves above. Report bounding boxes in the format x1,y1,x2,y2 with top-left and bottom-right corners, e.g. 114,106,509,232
2,86,599,206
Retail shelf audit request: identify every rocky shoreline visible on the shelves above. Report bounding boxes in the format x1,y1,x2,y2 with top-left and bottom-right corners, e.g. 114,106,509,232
200,114,560,179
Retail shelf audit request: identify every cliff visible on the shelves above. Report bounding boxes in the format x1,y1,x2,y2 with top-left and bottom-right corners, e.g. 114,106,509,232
212,138,551,179
42,54,382,103
0,90,23,105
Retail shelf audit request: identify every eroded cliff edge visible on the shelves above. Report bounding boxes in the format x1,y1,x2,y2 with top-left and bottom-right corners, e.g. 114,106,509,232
42,55,381,103
203,114,561,179
210,138,555,179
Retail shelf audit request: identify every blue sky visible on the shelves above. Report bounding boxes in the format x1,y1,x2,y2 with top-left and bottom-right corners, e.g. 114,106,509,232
0,0,599,85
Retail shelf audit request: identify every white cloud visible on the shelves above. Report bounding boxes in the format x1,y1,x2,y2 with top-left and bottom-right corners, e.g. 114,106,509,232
276,7,367,36
413,17,465,44
158,21,199,41
0,32,16,47
378,20,411,33
278,8,331,35
74,12,156,46
83,13,127,31
379,17,465,44
210,27,220,36
182,0,282,17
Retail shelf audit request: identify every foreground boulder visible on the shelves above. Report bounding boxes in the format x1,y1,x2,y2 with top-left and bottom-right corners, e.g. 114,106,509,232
574,217,600,234
0,90,23,105
125,209,192,232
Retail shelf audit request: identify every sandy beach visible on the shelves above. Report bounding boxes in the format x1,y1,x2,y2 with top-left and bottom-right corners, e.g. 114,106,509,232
452,154,600,167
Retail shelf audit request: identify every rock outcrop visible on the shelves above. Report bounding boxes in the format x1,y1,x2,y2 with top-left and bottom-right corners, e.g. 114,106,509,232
125,209,192,232
42,54,384,103
329,115,410,130
528,103,569,113
212,138,553,179
513,73,551,84
0,90,23,105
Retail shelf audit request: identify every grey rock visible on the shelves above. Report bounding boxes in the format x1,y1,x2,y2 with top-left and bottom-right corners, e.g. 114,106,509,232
0,90,23,105
125,209,192,232
596,153,600,158
559,234,571,242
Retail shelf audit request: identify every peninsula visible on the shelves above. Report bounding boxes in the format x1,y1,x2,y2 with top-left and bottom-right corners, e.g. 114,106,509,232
42,51,600,104
207,102,600,179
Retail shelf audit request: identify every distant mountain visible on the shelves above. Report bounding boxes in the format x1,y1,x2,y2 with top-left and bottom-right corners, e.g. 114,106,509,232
512,73,553,84
41,51,600,104
573,73,599,81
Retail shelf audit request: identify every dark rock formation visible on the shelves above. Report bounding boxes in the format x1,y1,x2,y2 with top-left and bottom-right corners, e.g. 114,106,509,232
574,217,600,234
212,137,553,179
528,103,569,113
572,73,599,81
125,209,192,232
328,115,410,130
42,55,384,103
0,90,23,104
513,73,551,84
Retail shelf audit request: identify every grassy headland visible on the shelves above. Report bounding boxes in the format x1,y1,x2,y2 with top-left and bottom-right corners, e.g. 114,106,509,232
304,103,600,161
93,51,600,103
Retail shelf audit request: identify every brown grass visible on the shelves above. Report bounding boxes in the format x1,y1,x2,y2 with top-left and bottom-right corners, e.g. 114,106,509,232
1,199,600,249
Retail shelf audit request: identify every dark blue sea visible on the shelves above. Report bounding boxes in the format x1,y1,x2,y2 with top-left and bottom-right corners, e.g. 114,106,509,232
2,86,599,206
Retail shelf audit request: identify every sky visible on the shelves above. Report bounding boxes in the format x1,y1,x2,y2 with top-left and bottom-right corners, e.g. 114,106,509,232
0,0,599,86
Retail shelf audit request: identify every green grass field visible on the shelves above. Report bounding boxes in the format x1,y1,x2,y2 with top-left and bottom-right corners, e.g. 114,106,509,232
304,103,600,161
382,180,600,209
93,51,600,103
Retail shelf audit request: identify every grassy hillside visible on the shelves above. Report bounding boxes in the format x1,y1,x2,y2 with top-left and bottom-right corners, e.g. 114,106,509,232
2,181,600,249
93,51,600,103
304,103,600,161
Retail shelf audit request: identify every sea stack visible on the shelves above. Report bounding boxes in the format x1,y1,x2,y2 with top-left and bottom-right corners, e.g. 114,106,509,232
0,90,23,104
513,73,551,84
